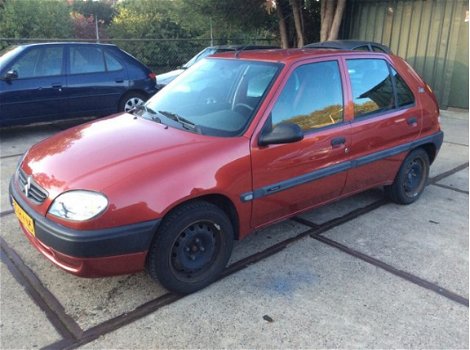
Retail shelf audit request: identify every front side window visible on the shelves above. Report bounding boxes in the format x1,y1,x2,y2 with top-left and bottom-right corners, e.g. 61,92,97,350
270,60,344,131
347,59,394,117
145,58,280,136
70,46,105,74
7,46,63,78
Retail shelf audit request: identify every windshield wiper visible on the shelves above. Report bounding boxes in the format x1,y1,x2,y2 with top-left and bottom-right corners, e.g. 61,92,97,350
131,105,162,123
158,110,200,133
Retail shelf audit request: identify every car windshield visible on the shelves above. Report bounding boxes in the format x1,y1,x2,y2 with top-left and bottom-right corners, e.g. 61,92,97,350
0,45,22,72
182,47,218,69
145,58,281,137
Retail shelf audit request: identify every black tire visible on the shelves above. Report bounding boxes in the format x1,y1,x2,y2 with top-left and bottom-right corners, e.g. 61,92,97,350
119,92,147,112
385,148,430,204
146,201,234,294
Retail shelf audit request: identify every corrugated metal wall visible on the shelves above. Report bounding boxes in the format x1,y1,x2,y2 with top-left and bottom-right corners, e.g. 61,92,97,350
343,0,469,109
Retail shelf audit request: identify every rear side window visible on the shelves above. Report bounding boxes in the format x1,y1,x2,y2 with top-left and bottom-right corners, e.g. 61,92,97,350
104,51,123,71
346,59,394,117
271,60,343,131
70,46,105,74
354,45,370,51
372,46,387,53
391,67,415,107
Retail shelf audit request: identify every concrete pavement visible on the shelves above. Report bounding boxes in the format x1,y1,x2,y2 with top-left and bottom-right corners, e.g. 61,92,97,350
0,111,468,349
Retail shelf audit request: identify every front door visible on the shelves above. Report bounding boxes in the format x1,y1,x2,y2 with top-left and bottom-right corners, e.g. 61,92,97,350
250,59,351,228
0,45,66,124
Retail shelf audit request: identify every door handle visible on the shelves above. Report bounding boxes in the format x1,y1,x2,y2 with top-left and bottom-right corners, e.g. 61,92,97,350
51,83,62,92
115,79,124,83
407,117,417,126
331,137,346,148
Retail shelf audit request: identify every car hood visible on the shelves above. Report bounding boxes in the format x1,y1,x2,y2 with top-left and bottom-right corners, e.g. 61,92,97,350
156,69,185,85
22,114,230,199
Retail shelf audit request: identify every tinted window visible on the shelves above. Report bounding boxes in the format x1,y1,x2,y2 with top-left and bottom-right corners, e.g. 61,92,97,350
271,61,343,131
104,51,123,71
354,45,370,51
347,59,394,117
70,46,105,74
391,67,415,107
7,46,63,78
372,46,387,53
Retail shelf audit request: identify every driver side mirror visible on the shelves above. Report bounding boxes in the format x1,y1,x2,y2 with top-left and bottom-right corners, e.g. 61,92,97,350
258,122,304,146
4,70,18,81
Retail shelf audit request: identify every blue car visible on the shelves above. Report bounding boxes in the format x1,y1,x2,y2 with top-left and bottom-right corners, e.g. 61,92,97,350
0,42,158,127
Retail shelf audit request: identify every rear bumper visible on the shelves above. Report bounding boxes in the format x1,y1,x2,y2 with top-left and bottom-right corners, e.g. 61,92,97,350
9,178,160,277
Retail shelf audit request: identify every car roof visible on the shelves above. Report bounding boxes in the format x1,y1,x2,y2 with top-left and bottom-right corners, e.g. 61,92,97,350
211,48,389,64
208,44,279,51
15,42,118,49
304,40,391,53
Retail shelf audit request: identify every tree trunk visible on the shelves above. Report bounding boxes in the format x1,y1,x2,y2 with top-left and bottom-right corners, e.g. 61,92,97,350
328,0,346,40
320,0,346,42
276,1,289,48
289,0,304,47
320,0,335,42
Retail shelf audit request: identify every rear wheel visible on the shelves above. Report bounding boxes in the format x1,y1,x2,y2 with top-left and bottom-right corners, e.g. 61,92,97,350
147,201,234,294
385,148,429,204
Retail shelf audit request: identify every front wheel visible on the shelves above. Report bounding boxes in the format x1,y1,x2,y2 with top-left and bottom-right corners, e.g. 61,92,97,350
119,92,147,112
385,148,430,204
146,201,234,294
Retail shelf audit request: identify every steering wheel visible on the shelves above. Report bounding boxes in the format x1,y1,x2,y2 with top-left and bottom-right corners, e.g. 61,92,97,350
233,103,254,116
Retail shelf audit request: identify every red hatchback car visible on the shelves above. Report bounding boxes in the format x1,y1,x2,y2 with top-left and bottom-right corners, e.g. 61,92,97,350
10,49,443,294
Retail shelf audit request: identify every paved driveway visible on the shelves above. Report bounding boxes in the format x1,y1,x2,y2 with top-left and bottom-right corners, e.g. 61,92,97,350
0,111,468,349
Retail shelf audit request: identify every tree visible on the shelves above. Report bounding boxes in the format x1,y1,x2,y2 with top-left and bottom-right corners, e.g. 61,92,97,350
0,0,73,50
108,0,199,71
320,0,346,41
289,0,304,47
181,0,273,43
273,0,289,48
72,0,115,25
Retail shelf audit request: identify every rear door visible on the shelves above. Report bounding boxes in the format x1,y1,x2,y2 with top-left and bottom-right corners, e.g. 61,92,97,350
250,59,352,227
0,45,67,124
342,56,422,193
65,45,129,117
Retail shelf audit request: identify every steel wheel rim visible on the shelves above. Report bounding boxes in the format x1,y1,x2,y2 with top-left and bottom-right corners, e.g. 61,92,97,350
124,97,144,112
404,158,425,197
170,221,221,281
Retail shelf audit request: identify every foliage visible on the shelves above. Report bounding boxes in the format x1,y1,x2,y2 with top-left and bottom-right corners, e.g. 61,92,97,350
108,0,209,72
0,0,72,50
180,0,274,41
72,0,115,24
71,12,108,40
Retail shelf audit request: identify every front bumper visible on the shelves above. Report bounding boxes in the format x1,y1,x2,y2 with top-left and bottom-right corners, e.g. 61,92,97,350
9,178,160,277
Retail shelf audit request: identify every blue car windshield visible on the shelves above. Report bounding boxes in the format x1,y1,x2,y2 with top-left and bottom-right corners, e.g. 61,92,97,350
145,58,281,137
0,46,22,72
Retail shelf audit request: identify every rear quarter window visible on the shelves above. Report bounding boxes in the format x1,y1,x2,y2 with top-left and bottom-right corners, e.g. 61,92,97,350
391,67,415,107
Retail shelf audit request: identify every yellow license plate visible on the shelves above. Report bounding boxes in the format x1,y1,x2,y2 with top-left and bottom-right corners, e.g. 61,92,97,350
12,199,35,237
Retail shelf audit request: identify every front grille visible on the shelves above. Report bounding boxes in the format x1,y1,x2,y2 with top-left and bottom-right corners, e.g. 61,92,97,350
17,169,48,203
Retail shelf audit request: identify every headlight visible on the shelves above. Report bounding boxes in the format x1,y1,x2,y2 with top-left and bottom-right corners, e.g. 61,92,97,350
48,191,108,221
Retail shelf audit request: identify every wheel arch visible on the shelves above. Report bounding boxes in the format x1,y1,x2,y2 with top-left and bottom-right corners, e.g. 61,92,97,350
159,193,241,240
417,142,437,164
